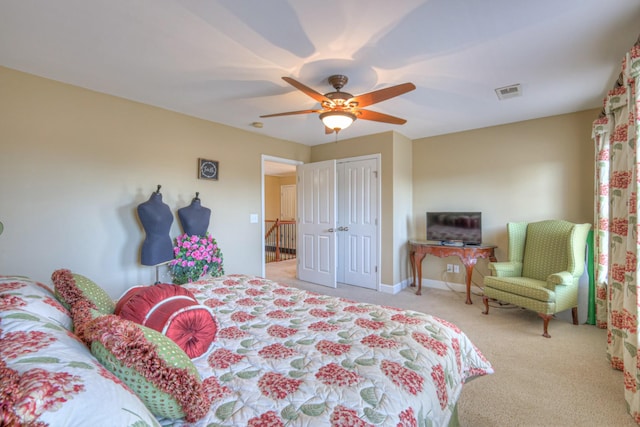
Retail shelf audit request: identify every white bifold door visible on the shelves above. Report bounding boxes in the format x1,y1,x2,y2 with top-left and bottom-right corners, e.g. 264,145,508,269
297,157,378,289
297,160,337,287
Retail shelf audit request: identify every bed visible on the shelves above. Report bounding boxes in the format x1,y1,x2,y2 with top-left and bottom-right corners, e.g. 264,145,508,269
1,273,493,426
169,274,492,426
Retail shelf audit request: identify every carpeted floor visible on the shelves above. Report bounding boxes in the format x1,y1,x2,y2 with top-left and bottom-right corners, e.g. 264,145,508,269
265,259,635,427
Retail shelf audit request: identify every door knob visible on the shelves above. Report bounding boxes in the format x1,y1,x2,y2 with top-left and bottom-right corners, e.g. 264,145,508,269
337,226,350,231
328,228,335,232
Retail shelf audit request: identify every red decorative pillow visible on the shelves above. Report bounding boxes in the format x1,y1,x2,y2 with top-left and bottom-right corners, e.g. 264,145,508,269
113,285,146,315
116,284,218,359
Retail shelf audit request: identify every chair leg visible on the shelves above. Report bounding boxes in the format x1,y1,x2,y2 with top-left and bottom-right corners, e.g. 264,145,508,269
482,296,490,315
538,313,552,338
571,307,578,325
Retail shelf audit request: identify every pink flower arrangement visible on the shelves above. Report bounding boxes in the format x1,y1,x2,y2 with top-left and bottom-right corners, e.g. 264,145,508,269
170,233,224,285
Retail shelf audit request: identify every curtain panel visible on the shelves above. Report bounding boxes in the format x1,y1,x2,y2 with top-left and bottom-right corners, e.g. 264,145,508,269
593,44,640,423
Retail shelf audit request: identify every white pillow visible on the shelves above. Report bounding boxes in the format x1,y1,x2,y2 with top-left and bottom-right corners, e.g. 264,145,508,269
0,308,160,426
0,276,72,330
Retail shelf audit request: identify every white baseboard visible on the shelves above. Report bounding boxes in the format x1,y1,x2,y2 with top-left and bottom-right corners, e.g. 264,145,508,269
380,278,467,295
422,278,466,293
379,278,410,294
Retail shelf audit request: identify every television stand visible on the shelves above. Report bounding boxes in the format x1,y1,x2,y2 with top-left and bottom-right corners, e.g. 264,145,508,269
409,240,497,304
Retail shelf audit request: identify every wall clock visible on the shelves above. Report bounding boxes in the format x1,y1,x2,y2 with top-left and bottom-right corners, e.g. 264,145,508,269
198,158,219,180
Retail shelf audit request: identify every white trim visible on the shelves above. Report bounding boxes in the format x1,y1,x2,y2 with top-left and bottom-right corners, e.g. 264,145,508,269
380,278,468,295
380,277,410,294
421,278,466,293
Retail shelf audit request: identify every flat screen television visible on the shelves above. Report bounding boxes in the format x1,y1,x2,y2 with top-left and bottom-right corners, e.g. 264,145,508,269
426,212,482,245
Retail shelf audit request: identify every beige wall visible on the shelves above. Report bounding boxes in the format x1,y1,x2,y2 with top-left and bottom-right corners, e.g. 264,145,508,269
392,132,413,285
0,66,598,297
0,67,310,298
411,109,596,286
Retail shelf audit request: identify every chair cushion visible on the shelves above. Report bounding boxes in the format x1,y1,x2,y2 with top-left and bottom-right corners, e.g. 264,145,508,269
484,276,554,303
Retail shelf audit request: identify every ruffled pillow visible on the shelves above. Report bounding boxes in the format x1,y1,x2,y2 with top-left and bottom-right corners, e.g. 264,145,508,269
84,314,210,422
69,299,103,344
51,269,115,314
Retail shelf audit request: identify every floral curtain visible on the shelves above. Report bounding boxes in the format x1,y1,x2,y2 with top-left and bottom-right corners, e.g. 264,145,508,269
593,43,640,423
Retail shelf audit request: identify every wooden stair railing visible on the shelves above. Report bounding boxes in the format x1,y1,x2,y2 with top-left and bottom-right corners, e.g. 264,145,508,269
265,219,296,263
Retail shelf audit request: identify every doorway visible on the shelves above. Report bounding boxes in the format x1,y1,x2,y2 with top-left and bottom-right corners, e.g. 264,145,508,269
261,155,301,279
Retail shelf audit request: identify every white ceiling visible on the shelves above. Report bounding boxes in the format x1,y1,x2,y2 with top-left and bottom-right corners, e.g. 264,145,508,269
1,0,639,147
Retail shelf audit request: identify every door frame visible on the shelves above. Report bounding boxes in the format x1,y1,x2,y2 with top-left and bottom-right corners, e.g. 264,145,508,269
261,155,303,278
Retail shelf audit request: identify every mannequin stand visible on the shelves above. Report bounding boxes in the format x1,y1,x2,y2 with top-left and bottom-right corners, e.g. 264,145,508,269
151,261,170,285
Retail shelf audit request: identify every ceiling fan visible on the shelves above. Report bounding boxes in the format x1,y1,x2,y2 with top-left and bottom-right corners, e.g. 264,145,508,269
260,75,416,134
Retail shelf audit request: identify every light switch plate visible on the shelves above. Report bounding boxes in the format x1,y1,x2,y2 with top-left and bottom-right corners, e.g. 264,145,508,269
250,214,259,223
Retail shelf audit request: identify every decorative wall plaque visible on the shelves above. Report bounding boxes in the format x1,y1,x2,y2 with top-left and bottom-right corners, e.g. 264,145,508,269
198,159,219,180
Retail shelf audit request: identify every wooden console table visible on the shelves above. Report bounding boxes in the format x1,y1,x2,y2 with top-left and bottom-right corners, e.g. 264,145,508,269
409,240,496,304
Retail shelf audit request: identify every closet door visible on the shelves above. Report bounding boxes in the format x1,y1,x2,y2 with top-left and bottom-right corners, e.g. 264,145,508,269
337,158,378,289
296,160,337,288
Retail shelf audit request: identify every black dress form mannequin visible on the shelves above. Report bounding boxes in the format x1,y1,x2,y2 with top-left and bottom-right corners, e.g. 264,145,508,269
137,187,174,266
178,193,211,236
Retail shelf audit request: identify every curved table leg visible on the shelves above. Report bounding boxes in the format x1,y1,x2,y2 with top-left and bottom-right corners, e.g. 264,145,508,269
463,259,477,304
409,250,416,288
413,253,426,295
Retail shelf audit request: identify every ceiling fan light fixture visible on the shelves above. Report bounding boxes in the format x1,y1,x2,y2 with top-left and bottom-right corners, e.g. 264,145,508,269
320,111,356,132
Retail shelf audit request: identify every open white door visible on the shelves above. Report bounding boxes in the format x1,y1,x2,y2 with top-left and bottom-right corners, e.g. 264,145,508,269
297,160,336,288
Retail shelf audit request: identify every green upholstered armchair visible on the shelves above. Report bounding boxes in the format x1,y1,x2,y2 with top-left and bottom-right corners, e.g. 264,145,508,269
482,220,591,338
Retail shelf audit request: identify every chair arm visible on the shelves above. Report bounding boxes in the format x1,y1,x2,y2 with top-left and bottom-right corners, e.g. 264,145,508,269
547,271,574,287
488,261,522,277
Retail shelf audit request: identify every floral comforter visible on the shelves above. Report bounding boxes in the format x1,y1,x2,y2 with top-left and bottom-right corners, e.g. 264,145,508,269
163,274,493,427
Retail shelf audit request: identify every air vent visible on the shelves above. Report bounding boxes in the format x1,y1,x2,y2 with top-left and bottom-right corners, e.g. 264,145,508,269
495,84,522,100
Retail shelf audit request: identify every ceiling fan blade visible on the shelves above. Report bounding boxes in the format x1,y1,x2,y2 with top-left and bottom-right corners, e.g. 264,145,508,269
260,109,322,118
356,109,407,124
282,77,330,104
351,82,416,108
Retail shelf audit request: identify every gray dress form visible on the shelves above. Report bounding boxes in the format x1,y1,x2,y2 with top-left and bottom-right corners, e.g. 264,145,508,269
178,195,211,236
137,191,174,266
